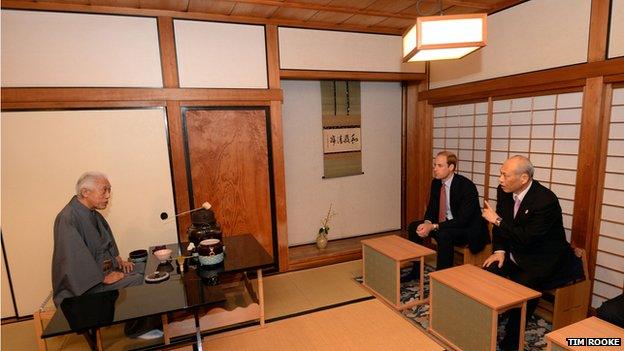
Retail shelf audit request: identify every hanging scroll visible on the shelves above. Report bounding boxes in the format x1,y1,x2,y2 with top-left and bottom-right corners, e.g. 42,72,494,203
321,81,362,178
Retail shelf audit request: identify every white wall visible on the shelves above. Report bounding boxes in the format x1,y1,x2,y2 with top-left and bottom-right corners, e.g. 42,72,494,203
279,27,425,73
1,109,177,315
175,20,268,88
429,0,591,89
609,0,624,58
282,81,402,245
1,10,163,87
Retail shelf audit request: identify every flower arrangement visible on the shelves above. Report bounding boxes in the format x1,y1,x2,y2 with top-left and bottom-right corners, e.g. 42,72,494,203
318,203,337,237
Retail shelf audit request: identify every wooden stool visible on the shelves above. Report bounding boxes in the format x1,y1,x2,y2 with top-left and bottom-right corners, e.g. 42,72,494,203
545,316,624,350
536,248,590,331
361,235,435,310
429,264,541,351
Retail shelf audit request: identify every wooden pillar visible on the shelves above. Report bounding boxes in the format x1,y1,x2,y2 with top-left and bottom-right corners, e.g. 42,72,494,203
405,81,432,226
572,77,607,278
266,25,289,271
587,0,610,63
158,17,190,240
570,0,612,278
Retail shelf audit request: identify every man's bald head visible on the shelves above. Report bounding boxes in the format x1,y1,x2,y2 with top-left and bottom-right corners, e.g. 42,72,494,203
507,155,534,178
499,155,534,194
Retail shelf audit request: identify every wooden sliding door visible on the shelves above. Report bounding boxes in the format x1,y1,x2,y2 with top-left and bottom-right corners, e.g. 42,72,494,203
182,107,275,258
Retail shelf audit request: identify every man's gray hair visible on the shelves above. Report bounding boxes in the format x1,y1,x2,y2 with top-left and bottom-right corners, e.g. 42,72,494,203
76,171,108,197
510,155,534,178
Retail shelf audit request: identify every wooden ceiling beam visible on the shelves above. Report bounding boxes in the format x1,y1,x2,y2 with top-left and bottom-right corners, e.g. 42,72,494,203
443,1,493,10
219,0,420,20
1,0,404,34
488,0,525,14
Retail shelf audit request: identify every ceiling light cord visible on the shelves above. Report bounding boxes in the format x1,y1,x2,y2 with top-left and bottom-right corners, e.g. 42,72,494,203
416,0,444,16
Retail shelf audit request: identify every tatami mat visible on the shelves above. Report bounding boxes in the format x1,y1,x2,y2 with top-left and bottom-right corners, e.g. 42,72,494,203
201,299,444,351
2,260,370,351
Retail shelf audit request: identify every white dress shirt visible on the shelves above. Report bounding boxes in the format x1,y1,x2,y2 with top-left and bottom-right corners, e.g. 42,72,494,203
495,180,533,261
443,174,454,220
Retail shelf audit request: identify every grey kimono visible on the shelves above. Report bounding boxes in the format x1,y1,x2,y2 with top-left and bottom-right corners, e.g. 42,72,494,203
52,196,142,306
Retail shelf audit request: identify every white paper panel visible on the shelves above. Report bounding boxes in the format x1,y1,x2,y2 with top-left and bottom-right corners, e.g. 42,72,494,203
279,27,425,73
594,92,624,302
604,173,624,190
510,111,531,124
1,109,177,316
557,92,584,108
283,81,401,245
554,140,579,155
602,205,624,222
600,221,624,239
533,110,556,124
534,95,557,110
594,266,623,290
512,98,532,111
552,169,576,185
175,20,267,88
430,0,590,88
593,280,622,300
531,139,553,153
605,156,624,173
510,125,531,138
597,235,624,257
557,108,582,124
473,103,486,115
533,167,551,182
609,123,624,139
552,155,578,170
434,107,446,117
596,251,624,272
532,125,554,138
1,10,162,87
551,184,575,200
609,0,624,58
509,139,530,152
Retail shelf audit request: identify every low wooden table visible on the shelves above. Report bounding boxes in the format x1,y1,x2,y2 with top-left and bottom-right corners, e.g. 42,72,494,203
429,264,541,351
545,316,624,351
361,235,435,310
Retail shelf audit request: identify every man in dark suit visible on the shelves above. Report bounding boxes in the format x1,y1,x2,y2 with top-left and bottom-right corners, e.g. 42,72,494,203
403,151,489,282
482,155,583,351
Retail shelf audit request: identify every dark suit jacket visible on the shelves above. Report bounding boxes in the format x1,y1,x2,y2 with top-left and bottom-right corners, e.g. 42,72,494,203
424,173,490,254
493,180,572,280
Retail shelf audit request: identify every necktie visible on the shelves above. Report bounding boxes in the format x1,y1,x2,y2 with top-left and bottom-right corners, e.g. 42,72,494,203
513,196,521,218
439,184,447,223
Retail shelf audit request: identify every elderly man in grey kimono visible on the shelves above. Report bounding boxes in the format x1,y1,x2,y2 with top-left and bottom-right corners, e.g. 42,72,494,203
52,172,161,341
52,171,143,306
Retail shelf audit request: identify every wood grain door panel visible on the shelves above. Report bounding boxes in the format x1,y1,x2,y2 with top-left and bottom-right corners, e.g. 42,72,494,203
183,108,274,257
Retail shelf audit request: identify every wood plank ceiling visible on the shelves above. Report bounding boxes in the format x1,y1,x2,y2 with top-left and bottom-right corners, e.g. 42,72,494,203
10,0,525,34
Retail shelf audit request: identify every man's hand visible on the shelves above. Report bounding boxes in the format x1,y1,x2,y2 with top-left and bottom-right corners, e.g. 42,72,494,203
482,201,500,224
103,271,124,285
416,222,434,238
482,251,505,269
116,256,135,274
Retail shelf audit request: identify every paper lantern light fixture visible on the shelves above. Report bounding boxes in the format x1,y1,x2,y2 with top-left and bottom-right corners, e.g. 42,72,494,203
403,13,487,62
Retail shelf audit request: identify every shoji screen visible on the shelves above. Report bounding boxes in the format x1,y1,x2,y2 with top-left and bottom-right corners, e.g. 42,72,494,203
592,87,624,308
432,102,488,202
486,92,583,241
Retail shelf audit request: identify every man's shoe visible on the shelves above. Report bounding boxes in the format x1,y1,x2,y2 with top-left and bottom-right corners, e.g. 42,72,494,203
137,329,164,340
